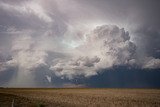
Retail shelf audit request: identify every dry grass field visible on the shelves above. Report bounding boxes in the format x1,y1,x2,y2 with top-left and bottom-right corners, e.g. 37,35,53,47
0,88,160,107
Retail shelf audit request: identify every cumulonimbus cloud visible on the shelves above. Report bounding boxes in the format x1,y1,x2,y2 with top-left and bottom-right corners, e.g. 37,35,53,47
0,0,160,87
1,24,159,81
49,25,160,79
50,25,137,78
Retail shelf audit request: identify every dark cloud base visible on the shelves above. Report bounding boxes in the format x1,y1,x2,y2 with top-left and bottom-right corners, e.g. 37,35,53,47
76,67,160,88
0,66,160,88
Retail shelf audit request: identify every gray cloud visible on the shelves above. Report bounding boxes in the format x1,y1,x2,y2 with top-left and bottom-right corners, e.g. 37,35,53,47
0,0,160,86
50,25,137,79
50,56,101,79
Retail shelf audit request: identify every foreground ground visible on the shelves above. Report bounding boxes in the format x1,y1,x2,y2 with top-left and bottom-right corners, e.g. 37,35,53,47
0,88,160,107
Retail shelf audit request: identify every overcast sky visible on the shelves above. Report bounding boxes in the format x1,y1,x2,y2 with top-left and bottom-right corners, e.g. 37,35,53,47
0,0,160,87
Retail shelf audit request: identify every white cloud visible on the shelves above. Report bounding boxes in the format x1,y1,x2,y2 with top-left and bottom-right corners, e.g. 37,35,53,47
1,23,159,82
3,33,49,86
0,0,160,87
10,35,47,70
25,1,53,23
45,75,51,83
50,56,100,79
50,25,137,79
143,57,160,69
0,1,53,23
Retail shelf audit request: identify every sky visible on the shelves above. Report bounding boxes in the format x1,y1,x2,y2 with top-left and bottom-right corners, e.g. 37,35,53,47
0,0,160,88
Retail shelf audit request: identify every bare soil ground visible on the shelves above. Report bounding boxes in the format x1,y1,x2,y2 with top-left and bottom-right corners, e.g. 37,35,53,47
0,88,160,107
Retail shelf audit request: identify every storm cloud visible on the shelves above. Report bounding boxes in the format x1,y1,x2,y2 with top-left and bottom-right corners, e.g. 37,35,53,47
0,0,160,87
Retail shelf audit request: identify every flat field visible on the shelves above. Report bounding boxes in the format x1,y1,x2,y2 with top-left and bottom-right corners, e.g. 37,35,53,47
0,88,160,107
